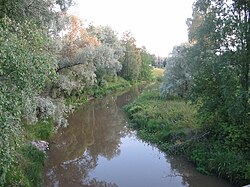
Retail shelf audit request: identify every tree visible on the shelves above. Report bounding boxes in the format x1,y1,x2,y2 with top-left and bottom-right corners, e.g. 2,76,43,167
119,31,141,81
139,47,153,80
53,15,101,97
0,0,72,33
0,17,57,184
160,44,192,98
58,15,99,71
185,0,250,154
232,0,250,123
187,0,250,122
87,26,124,83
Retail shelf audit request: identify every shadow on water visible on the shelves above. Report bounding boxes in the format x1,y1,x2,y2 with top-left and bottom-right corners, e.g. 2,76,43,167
43,86,236,187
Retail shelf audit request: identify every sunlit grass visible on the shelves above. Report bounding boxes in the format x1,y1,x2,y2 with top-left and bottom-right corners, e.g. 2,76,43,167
124,89,197,152
152,67,164,78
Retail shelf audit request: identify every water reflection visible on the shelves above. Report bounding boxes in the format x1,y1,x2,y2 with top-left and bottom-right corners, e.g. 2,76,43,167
43,87,235,187
43,88,141,187
164,155,236,187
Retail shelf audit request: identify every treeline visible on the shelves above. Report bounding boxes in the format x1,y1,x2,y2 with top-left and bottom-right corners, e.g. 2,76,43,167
0,1,155,186
160,0,250,184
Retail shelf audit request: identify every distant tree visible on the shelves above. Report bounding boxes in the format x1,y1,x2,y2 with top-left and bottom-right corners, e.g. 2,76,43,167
119,31,141,81
87,26,124,83
139,47,153,80
160,44,192,98
58,15,99,71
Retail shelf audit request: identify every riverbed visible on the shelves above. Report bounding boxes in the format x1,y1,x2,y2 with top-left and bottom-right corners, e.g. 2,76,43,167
43,87,235,187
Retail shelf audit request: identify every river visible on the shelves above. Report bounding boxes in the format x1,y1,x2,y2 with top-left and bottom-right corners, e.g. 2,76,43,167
43,87,236,187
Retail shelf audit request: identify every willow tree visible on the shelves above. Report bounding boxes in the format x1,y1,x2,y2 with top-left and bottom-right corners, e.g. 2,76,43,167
87,25,124,83
160,44,192,98
0,0,73,184
0,0,72,33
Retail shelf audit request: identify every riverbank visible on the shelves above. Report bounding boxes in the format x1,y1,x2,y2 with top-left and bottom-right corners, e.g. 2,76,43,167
43,86,234,187
4,66,161,186
4,77,138,187
65,76,132,106
4,120,53,186
124,88,250,186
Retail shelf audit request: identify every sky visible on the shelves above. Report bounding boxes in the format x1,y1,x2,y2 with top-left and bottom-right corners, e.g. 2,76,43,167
69,0,195,57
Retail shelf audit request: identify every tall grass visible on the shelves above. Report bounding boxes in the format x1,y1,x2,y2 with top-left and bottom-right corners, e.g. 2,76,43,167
124,90,197,152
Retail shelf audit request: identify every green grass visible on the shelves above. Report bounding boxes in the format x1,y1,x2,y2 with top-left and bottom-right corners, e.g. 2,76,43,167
92,77,132,98
105,76,131,93
4,120,54,187
5,144,46,187
190,142,250,184
152,68,164,77
124,89,197,153
66,76,132,106
124,88,250,186
25,120,54,140
152,68,164,82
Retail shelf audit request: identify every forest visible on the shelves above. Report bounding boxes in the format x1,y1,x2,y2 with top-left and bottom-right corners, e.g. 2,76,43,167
1,0,250,186
0,0,155,186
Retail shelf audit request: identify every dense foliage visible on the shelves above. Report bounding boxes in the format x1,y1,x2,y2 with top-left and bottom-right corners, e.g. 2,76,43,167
0,0,155,186
160,44,191,98
159,0,250,185
0,17,57,184
119,32,154,82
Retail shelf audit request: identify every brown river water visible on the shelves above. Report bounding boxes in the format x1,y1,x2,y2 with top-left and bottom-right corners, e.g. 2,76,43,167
43,87,236,187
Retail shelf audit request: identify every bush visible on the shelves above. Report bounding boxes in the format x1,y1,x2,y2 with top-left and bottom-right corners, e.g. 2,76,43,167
0,17,56,185
25,120,53,140
5,145,46,187
190,142,250,185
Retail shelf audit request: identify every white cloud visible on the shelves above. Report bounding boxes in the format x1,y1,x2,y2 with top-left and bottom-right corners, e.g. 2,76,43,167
70,0,194,57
